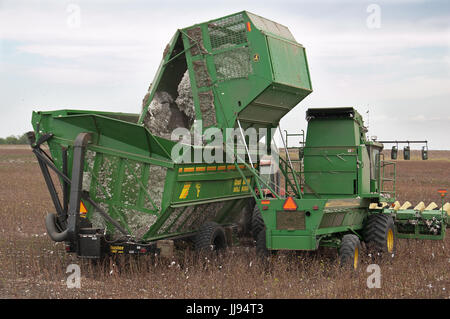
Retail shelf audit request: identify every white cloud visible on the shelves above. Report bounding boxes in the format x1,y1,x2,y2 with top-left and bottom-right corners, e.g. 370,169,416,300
16,44,153,60
0,1,449,148
407,114,450,122
29,65,113,85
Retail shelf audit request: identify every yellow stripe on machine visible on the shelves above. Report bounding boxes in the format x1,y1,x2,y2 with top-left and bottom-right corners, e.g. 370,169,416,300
179,183,191,199
179,165,247,173
110,246,124,253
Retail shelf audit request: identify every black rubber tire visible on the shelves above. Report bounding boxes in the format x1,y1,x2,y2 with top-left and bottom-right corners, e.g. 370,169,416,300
238,198,255,237
194,221,227,251
363,214,396,254
251,205,265,240
339,234,361,269
256,229,270,257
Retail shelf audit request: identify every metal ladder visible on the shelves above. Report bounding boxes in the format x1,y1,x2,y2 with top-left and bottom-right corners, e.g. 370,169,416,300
379,153,397,201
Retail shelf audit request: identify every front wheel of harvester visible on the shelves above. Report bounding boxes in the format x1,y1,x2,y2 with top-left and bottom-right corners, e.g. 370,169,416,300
339,234,361,270
194,221,227,252
363,213,396,255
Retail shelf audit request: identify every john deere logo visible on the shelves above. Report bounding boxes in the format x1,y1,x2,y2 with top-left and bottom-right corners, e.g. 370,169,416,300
253,53,260,62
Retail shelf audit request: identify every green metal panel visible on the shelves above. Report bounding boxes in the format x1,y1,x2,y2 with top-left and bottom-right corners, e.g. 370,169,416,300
304,149,358,196
305,118,358,147
391,208,447,240
359,145,371,195
256,197,369,250
267,36,311,90
139,11,312,136
32,109,256,242
246,12,297,42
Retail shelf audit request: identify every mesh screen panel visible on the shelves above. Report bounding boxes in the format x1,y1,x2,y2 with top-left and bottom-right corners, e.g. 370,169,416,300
214,46,252,81
208,13,247,49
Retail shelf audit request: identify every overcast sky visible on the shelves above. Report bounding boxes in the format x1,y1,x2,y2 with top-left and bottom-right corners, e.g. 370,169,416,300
1,0,449,149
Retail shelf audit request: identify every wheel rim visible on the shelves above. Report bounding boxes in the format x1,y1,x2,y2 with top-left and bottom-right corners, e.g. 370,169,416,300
353,246,359,269
387,229,394,253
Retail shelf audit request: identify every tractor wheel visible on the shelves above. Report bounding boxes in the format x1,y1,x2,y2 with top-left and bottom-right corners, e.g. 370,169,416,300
339,234,361,270
238,198,255,237
251,205,265,240
194,221,227,251
256,229,270,257
363,214,396,254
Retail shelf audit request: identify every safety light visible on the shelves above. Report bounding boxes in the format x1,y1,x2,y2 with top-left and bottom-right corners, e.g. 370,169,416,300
80,201,87,218
283,197,297,211
421,146,428,160
391,146,398,160
403,146,410,160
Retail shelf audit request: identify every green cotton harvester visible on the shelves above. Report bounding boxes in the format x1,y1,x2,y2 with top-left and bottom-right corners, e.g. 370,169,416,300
28,11,449,265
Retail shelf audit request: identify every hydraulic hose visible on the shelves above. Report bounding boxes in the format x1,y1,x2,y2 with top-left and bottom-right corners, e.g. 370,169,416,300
45,213,68,242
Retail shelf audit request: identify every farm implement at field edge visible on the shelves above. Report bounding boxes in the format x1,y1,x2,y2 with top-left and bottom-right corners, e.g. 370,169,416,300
28,11,449,269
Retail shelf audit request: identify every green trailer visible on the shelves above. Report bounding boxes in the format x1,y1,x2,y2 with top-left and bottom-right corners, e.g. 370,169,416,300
29,11,312,258
29,11,447,263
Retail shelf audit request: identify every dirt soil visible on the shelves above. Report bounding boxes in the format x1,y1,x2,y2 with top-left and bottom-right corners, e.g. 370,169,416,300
0,146,449,299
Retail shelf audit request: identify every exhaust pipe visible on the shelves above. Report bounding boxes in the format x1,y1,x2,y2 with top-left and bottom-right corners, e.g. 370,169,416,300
45,213,68,242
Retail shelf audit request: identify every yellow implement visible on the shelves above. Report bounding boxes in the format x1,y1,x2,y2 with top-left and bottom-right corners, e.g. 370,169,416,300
424,202,438,211
413,202,425,212
400,201,412,210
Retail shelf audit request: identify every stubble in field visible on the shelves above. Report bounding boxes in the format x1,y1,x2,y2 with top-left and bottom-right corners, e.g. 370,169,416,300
0,146,448,298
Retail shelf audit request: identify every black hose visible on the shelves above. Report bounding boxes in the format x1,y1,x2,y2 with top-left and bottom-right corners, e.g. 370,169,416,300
45,213,68,242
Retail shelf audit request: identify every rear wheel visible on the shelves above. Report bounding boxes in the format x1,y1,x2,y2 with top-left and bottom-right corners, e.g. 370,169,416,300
363,214,396,254
238,199,255,237
251,205,265,240
256,229,270,257
339,234,361,270
194,221,227,251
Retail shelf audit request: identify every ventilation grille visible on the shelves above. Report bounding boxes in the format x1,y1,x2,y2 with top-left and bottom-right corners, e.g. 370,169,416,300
208,13,247,49
214,47,252,81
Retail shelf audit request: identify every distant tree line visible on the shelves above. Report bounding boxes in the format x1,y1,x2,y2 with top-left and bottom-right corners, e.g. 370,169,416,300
0,133,29,145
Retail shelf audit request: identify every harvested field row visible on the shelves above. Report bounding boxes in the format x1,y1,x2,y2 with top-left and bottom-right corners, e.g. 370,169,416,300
0,146,448,299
